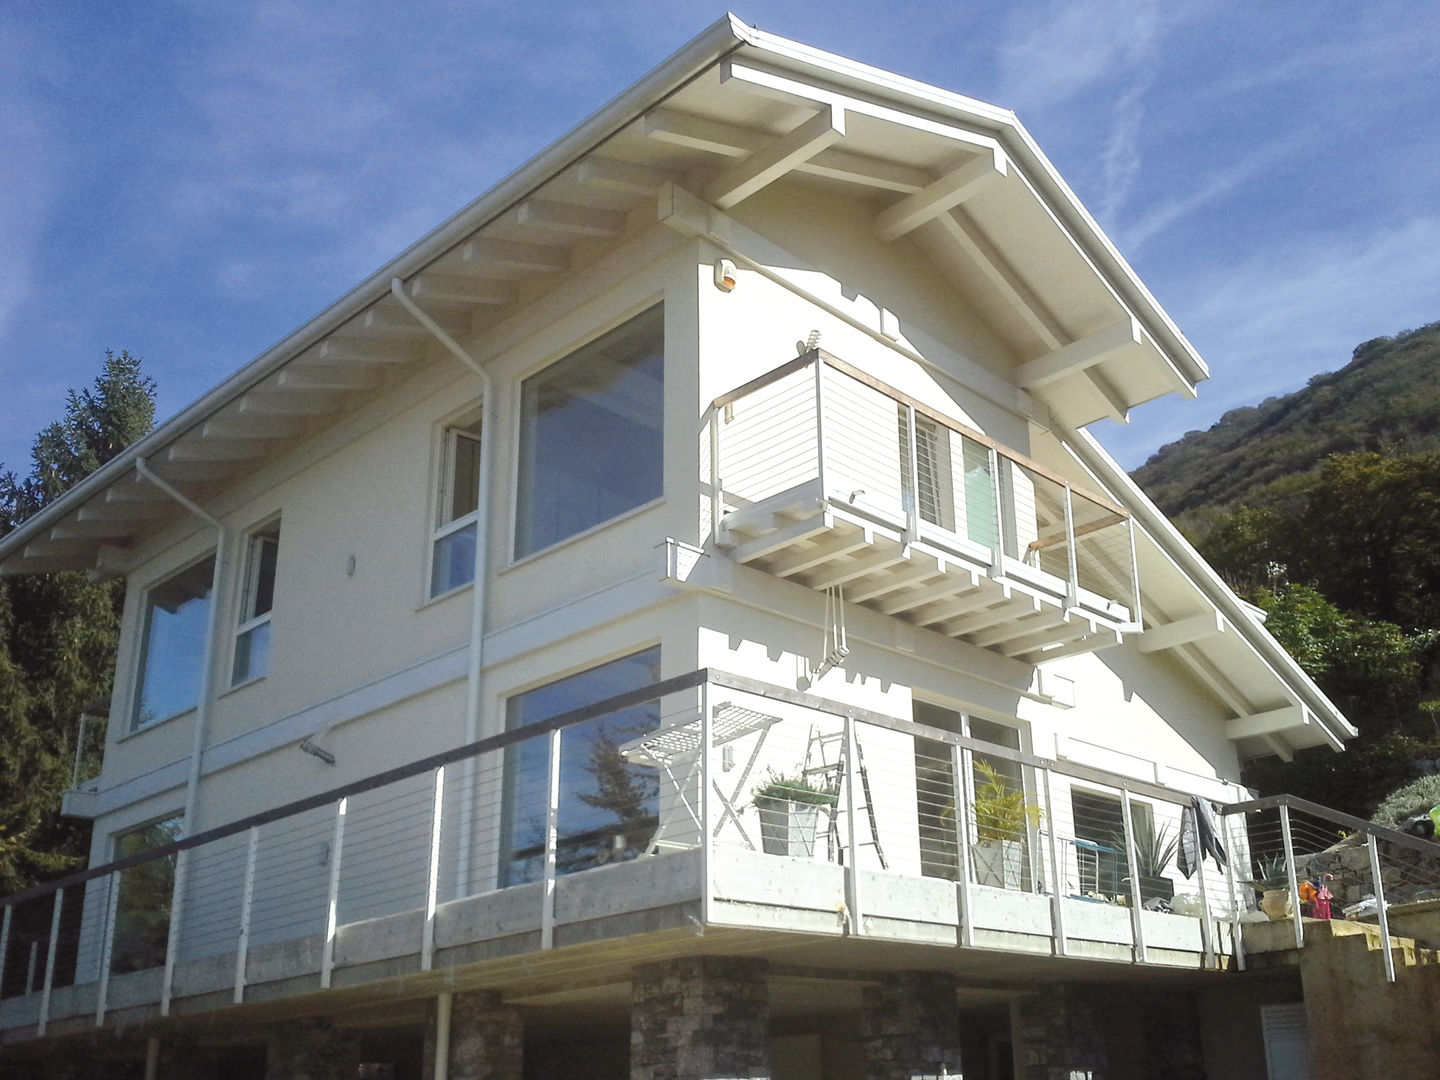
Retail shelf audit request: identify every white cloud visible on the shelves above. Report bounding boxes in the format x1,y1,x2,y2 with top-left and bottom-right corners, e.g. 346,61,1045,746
995,0,1164,111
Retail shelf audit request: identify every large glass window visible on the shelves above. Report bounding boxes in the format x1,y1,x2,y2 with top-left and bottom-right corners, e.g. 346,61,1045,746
499,647,661,886
515,305,664,557
232,520,280,684
132,557,215,730
430,412,484,597
110,815,182,974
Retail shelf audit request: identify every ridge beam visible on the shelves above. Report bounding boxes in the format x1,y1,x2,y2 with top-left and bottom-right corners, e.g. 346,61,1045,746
1137,610,1225,653
706,105,846,210
1227,704,1306,742
1017,318,1143,390
875,151,1008,242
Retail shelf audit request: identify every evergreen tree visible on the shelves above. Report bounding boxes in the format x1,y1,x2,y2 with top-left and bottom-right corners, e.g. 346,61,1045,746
0,351,156,893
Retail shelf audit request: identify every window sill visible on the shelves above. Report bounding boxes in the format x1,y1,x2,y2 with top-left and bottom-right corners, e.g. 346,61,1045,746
505,496,665,574
418,580,475,611
220,674,267,699
116,706,197,744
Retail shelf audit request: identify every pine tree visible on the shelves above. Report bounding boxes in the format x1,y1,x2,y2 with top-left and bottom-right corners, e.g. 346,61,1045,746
0,351,156,893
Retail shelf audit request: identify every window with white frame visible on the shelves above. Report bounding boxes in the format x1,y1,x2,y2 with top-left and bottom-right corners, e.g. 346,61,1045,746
232,519,281,684
110,814,182,974
131,556,215,730
430,411,483,598
514,305,664,558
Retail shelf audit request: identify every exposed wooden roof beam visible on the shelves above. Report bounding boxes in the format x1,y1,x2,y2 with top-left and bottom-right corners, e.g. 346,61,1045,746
931,208,1066,352
277,366,384,393
49,518,142,541
303,340,420,366
645,108,931,193
405,274,517,308
165,440,269,463
576,157,682,195
238,390,344,418
1016,318,1143,390
943,594,1042,637
1137,610,1225,653
875,151,1008,242
911,588,996,627
333,305,468,342
847,558,938,603
202,415,307,441
877,572,978,616
767,533,873,578
1086,368,1131,425
1227,704,1306,741
970,609,1068,650
445,237,571,275
705,105,846,210
808,547,908,590
516,199,625,238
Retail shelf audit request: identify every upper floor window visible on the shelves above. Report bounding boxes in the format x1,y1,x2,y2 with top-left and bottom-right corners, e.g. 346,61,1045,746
515,305,664,558
232,519,281,684
132,556,214,730
430,412,484,598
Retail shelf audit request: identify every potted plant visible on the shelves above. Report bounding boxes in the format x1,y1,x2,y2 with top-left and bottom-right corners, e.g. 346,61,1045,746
971,759,1043,889
753,770,836,857
1245,853,1294,920
1113,822,1179,905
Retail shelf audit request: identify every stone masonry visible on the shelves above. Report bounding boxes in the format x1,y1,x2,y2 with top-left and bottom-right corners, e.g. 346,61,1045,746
631,956,770,1080
859,971,962,1080
1015,984,1108,1080
421,990,525,1080
264,1018,362,1080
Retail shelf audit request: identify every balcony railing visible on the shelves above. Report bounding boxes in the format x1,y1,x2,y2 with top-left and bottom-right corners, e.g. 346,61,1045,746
709,351,1139,662
2,669,1341,1038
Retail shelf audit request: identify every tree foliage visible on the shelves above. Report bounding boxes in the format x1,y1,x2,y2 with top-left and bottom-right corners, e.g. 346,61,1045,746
0,351,156,894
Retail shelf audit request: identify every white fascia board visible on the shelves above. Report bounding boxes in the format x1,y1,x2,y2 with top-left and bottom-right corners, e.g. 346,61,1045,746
0,15,753,568
1063,425,1356,746
729,23,1209,389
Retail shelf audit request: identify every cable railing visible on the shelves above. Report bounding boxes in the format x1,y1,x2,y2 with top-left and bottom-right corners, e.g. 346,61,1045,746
708,351,1139,657
1,667,1325,1037
1220,795,1440,982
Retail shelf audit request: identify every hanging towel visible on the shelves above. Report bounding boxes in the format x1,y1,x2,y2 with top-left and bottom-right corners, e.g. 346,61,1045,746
1178,796,1228,878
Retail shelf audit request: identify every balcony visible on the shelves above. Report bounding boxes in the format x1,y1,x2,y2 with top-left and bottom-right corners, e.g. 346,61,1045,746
1,669,1361,1041
709,351,1139,663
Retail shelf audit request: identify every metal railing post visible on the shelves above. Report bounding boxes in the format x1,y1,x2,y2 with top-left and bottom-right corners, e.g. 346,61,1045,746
96,873,118,1024
814,356,828,499
159,848,189,1015
700,683,714,927
0,902,10,1005
902,405,921,543
320,798,348,988
1366,831,1397,984
957,746,977,948
1278,803,1304,950
1194,846,1215,969
842,714,863,934
709,410,724,546
1041,767,1066,956
1126,517,1143,628
38,888,63,1036
234,826,259,1003
422,766,446,971
1062,487,1079,607
1223,815,1246,971
987,447,1006,565
1120,789,1147,962
540,729,562,950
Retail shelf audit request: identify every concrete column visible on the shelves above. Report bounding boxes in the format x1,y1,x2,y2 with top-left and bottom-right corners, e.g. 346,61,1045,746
421,990,524,1080
631,956,770,1080
264,1018,362,1080
860,972,962,1080
1015,985,1107,1080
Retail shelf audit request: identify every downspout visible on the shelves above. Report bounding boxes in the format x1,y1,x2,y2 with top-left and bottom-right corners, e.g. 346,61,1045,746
390,278,496,897
133,456,230,1013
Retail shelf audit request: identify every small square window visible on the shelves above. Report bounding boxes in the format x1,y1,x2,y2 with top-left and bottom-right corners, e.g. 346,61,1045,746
232,520,280,684
430,413,483,598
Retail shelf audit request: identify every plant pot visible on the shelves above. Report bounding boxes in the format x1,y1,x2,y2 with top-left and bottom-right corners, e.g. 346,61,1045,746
1139,874,1175,904
1260,888,1293,921
757,797,823,857
973,838,1024,889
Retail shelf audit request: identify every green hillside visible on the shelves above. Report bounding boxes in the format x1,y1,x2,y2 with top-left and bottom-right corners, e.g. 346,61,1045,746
1129,320,1440,818
1134,320,1440,523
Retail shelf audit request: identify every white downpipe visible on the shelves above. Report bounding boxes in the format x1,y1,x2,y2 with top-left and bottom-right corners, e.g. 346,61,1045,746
134,456,229,1014
390,279,496,898
434,990,454,1080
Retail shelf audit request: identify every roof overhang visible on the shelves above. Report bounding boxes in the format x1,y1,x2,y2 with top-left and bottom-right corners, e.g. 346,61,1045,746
0,14,1207,578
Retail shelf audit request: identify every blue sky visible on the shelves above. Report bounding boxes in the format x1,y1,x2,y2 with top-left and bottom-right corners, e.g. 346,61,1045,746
2,1,1437,476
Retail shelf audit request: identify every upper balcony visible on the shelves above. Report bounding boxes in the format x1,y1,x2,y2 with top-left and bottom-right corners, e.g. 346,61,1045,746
709,351,1139,664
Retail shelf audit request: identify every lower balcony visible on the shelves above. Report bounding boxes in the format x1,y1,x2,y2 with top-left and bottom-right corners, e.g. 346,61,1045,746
5,669,1425,1043
709,351,1139,663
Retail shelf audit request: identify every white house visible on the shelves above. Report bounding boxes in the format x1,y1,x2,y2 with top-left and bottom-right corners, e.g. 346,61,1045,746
7,14,1424,1080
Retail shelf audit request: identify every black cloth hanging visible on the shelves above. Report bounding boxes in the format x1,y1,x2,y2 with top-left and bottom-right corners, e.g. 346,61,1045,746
1178,796,1228,879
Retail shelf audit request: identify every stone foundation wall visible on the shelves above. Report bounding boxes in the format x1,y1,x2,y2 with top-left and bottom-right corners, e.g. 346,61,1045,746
859,972,961,1080
631,956,770,1080
1015,985,1108,1080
